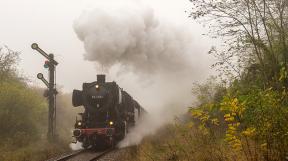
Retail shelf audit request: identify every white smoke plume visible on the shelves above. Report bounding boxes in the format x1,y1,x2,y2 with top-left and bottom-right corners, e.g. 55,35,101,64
74,3,212,148
118,104,180,148
74,5,204,75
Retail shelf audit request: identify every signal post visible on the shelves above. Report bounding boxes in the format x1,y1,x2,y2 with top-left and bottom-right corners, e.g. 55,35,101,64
31,43,58,141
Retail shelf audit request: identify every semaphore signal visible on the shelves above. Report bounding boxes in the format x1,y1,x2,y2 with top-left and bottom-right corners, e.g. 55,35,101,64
31,43,58,141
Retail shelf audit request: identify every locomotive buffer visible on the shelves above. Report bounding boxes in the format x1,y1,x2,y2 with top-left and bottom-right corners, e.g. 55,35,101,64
31,43,58,141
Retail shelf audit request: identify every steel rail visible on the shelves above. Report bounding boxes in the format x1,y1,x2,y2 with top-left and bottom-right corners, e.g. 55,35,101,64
88,148,114,161
51,148,114,161
54,149,86,161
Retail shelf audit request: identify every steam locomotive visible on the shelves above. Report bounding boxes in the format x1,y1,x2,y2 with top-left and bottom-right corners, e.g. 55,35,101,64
72,74,145,149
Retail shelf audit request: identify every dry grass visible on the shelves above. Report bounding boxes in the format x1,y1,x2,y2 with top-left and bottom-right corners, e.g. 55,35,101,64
0,138,71,161
0,137,70,161
119,124,248,161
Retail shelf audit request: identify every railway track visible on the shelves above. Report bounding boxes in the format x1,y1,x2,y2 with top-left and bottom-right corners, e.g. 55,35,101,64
87,149,114,161
54,149,85,161
48,148,114,161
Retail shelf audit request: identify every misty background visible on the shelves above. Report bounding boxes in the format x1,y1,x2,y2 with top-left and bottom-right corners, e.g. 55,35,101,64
0,0,215,92
72,2,216,147
1,0,217,147
2,0,288,160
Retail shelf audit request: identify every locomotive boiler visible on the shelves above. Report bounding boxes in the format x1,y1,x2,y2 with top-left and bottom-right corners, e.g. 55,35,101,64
72,74,145,149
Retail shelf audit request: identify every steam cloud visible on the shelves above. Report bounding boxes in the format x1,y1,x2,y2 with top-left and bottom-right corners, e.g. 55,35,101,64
70,142,83,151
74,5,203,75
74,4,211,148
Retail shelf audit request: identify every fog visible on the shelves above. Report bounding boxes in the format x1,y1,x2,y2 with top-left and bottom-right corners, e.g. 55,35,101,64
73,3,214,147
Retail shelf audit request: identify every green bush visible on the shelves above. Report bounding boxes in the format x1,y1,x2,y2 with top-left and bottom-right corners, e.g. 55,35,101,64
0,80,47,146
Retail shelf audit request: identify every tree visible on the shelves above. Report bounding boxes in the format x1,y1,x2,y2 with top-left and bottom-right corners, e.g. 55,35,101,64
0,46,20,81
189,0,288,88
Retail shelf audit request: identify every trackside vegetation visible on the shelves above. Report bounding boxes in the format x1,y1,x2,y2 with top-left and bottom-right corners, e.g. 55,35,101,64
0,47,77,161
121,0,288,160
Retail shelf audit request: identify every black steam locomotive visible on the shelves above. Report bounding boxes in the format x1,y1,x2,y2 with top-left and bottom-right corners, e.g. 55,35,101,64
72,74,145,149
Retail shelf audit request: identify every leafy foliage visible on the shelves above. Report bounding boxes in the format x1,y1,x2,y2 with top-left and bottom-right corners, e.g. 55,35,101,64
185,1,288,160
0,81,47,145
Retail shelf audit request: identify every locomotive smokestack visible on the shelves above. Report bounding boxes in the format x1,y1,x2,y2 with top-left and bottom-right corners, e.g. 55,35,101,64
97,74,105,83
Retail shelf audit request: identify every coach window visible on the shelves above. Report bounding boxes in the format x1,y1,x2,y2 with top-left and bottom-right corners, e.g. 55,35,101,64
118,88,122,104
134,108,139,121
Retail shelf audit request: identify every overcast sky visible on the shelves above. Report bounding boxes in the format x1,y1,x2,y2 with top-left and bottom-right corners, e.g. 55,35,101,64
0,0,215,95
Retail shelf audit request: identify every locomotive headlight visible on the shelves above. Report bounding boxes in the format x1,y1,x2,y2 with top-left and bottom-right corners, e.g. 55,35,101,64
109,121,113,125
77,122,82,126
95,85,99,89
